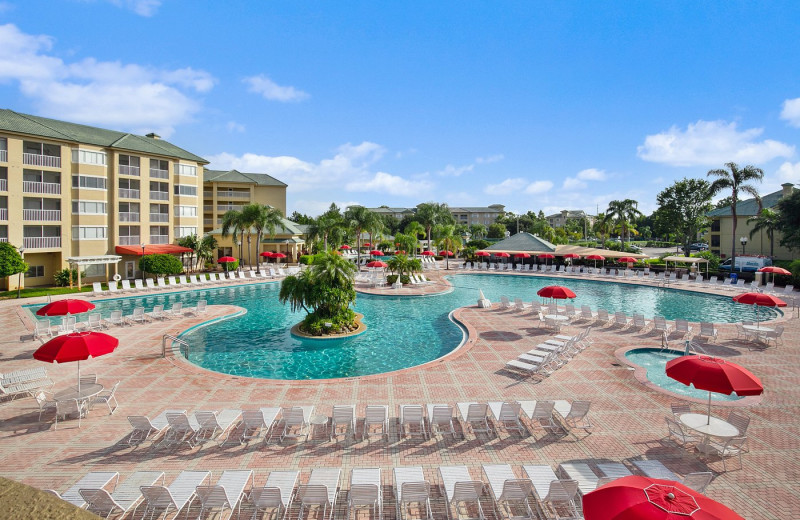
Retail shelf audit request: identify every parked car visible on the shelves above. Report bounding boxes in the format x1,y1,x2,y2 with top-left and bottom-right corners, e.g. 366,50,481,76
683,243,709,253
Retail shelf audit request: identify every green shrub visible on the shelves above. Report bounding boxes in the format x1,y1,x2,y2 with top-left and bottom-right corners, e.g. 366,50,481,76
467,239,490,250
221,259,239,271
54,268,78,287
140,254,184,276
299,255,313,265
302,308,357,335
693,251,720,271
788,259,800,286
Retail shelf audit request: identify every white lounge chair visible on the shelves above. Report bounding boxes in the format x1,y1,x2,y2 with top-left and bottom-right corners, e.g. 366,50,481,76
697,322,718,342
439,466,484,520
363,405,389,440
399,404,427,438
167,302,184,317
279,406,314,442
127,409,186,446
518,400,559,434
161,411,201,447
83,313,106,331
127,307,149,324
488,401,526,436
195,470,254,520
90,381,119,414
482,465,534,520
238,407,281,444
554,400,592,433
140,470,211,520
80,471,164,519
394,466,432,520
48,471,120,509
632,460,679,480
674,319,693,338
194,409,242,445
349,468,383,520
558,463,599,495
653,316,672,334
331,404,357,441
134,279,147,291
427,403,457,439
148,304,168,320
120,280,132,292
145,278,157,290
298,468,341,520
522,465,580,519
157,277,168,289
92,282,106,296
250,470,299,520
457,402,492,436
595,463,633,483
104,310,126,327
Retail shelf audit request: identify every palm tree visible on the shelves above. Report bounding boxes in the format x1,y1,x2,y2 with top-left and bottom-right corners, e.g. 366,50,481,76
592,212,611,245
177,233,199,272
345,206,378,266
240,204,262,268
434,224,463,270
308,204,344,252
707,162,764,269
404,221,426,257
748,208,779,258
469,224,487,240
221,209,247,265
416,202,453,252
603,199,642,248
250,204,284,273
196,235,218,271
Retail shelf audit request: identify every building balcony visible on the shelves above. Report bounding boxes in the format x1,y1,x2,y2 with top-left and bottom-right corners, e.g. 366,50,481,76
23,236,61,249
150,191,169,201
150,168,169,180
0,237,7,243
119,165,140,176
203,205,213,212
0,150,6,162
149,235,169,244
23,181,61,195
0,179,6,191
119,212,140,222
203,218,213,226
23,209,61,221
0,208,7,220
150,213,169,223
203,191,212,198
217,191,251,199
118,188,140,199
217,205,243,212
119,236,141,246
23,153,61,168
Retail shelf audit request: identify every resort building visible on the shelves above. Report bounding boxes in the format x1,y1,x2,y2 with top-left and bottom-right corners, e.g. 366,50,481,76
0,109,207,289
707,183,798,261
367,203,505,227
545,209,593,229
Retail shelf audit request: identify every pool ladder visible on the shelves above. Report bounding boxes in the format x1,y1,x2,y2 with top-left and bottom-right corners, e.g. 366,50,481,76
162,334,190,358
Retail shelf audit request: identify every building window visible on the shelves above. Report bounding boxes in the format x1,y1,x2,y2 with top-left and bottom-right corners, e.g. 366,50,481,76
72,175,107,190
72,201,107,214
711,235,720,247
83,264,105,277
174,226,197,238
174,184,197,196
174,205,198,217
119,155,140,176
72,226,107,240
711,219,720,232
26,265,45,277
176,164,197,176
72,149,107,166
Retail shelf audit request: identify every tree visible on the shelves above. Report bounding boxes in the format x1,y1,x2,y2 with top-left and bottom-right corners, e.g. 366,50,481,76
177,233,200,271
250,204,284,273
0,243,28,296
707,162,764,267
604,199,643,248
221,209,247,265
139,254,183,276
469,224,488,240
487,223,506,239
775,189,800,251
747,208,779,258
288,211,314,225
653,178,713,256
307,204,344,252
404,221,426,256
344,206,378,266
416,202,454,251
434,224,463,270
196,235,218,270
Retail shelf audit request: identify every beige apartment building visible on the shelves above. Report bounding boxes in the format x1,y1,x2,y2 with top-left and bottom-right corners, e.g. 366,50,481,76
368,204,505,227
0,109,207,289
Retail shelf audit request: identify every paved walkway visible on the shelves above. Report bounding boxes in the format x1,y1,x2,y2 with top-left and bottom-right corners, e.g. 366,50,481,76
0,268,797,519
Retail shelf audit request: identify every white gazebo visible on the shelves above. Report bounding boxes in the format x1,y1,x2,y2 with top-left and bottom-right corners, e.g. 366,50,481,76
662,255,710,276
66,255,123,289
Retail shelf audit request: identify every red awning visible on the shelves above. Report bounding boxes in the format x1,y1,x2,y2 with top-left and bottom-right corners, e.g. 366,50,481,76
114,244,193,256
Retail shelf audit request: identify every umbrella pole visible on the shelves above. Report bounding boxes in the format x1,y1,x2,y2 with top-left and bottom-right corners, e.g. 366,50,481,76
77,359,81,396
707,391,712,424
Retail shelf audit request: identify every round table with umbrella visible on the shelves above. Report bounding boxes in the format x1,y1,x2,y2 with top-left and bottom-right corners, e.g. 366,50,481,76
732,292,786,328
36,299,96,317
586,254,605,268
583,475,745,520
617,256,638,264
493,252,510,266
537,253,555,267
536,285,576,316
366,260,387,268
339,244,351,250
421,251,434,256
757,265,791,285
271,253,286,265
370,250,384,257
218,256,236,271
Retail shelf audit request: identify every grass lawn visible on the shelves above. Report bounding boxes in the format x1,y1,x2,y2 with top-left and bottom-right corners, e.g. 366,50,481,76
0,286,93,301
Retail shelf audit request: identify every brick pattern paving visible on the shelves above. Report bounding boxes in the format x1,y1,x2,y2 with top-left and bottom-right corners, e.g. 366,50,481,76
0,269,797,519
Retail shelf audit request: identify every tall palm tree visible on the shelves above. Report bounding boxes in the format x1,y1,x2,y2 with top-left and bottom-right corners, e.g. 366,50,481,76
308,204,344,252
177,233,199,272
240,204,262,268
416,202,453,251
250,204,284,273
469,224,487,240
196,234,218,271
707,162,764,269
221,209,247,265
404,221,426,257
603,199,642,248
747,208,778,258
344,206,378,266
434,224,463,270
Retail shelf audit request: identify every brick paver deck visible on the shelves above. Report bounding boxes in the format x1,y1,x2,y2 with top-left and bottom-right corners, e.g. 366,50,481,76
1,268,797,519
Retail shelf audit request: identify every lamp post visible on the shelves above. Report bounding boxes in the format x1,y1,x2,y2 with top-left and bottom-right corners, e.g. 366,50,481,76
17,247,24,299
141,243,146,280
740,236,748,255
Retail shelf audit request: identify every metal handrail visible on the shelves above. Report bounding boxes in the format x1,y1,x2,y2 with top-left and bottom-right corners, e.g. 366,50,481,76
162,334,190,358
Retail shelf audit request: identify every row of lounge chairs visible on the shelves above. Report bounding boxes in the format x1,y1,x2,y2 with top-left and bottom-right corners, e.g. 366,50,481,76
0,366,53,403
51,459,712,520
505,329,592,379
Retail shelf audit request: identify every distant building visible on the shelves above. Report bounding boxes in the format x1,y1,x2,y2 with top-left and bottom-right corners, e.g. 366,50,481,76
365,203,505,227
707,183,798,260
545,209,593,229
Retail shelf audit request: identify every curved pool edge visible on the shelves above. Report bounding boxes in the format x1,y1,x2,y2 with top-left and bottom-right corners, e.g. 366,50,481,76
614,346,763,408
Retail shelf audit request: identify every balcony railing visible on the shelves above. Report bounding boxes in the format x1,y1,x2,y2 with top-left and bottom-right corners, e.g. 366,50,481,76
23,236,61,249
203,191,212,198
23,181,61,195
119,165,140,176
23,209,61,221
0,150,6,162
0,179,6,191
203,218,213,225
119,212,140,222
119,236,141,246
217,191,251,199
217,205,243,212
150,213,169,222
118,188,140,199
150,235,169,244
0,237,7,243
150,168,169,179
23,153,61,168
150,191,169,201
203,205,213,212
0,208,7,220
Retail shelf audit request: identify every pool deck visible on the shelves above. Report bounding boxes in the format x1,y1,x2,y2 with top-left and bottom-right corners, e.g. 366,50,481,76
1,268,798,519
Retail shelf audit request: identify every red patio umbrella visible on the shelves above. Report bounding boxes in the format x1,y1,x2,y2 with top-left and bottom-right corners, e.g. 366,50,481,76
366,261,388,268
271,253,286,259
666,355,764,422
494,252,510,258
563,253,581,259
370,250,384,256
758,265,791,284
583,475,745,520
34,331,119,397
362,242,371,247
513,253,530,258
732,292,787,327
339,245,351,250
441,251,454,257
586,254,606,268
475,251,490,257
259,251,274,257
617,257,639,264
421,251,435,256
36,299,95,317
218,256,236,263
536,285,577,299
537,253,555,259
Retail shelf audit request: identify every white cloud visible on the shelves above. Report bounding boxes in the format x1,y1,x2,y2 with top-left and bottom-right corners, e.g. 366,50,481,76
484,178,528,195
243,75,309,102
436,164,474,177
226,121,245,133
289,199,362,217
476,154,504,164
577,168,607,181
776,161,800,184
637,120,795,167
443,191,477,205
781,98,800,128
346,172,433,196
562,177,587,190
524,180,554,194
0,23,214,137
106,0,162,16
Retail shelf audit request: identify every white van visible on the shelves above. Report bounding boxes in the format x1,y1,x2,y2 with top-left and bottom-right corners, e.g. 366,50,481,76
719,255,772,272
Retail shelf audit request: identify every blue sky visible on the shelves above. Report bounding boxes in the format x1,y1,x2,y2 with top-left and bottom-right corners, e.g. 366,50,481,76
1,1,799,217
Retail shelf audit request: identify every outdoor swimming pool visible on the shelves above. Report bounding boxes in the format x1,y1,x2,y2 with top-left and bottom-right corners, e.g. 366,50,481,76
28,273,778,380
624,348,743,401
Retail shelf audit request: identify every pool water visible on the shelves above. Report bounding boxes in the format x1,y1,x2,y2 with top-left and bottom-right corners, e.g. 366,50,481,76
624,348,743,401
27,274,777,380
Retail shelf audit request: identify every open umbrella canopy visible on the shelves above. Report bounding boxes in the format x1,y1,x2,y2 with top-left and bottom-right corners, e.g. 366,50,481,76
583,475,745,520
537,253,555,259
494,252,510,258
513,253,531,258
259,251,274,257
34,331,119,363
366,260,387,268
362,242,371,247
218,256,236,263
421,251,435,256
36,299,95,317
563,253,581,259
757,266,791,275
665,355,764,397
339,245,351,250
370,250,384,256
272,253,286,259
617,257,639,263
537,285,577,299
441,251,454,257
732,293,787,307
586,254,606,261
475,251,491,257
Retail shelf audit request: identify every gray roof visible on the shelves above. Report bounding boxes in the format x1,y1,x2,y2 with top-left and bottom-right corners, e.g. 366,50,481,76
206,217,303,237
707,188,794,217
484,232,556,253
204,169,287,187
0,109,207,163
450,206,504,213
